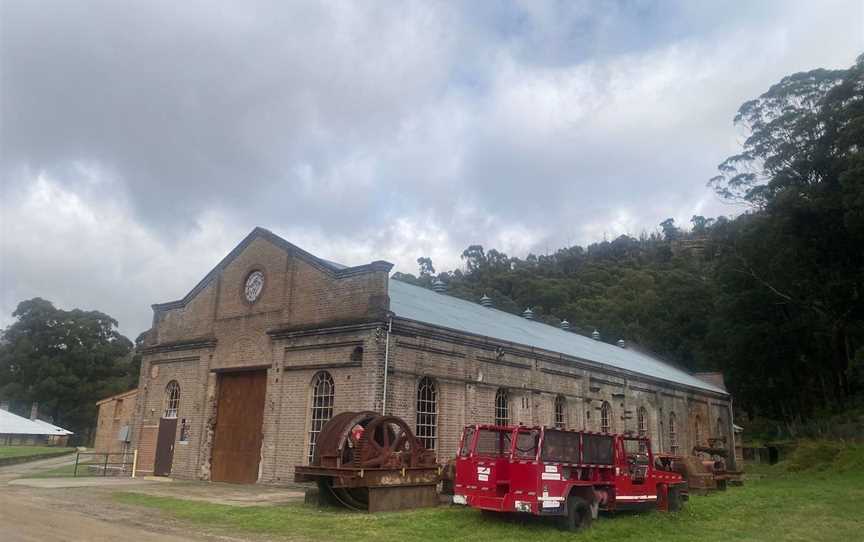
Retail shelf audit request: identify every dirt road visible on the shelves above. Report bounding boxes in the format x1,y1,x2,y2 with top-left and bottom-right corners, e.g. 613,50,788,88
0,456,218,542
0,496,201,542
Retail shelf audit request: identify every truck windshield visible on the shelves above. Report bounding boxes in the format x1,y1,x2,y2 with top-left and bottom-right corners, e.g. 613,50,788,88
474,428,512,457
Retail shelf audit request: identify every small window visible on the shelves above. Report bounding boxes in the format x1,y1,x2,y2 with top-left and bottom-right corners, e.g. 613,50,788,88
514,429,540,459
475,428,511,457
416,377,437,450
554,396,566,429
600,401,612,433
179,418,190,443
540,429,580,463
308,371,335,463
637,407,648,437
582,433,615,464
350,346,364,362
495,388,510,426
694,415,703,447
459,427,476,457
163,381,180,418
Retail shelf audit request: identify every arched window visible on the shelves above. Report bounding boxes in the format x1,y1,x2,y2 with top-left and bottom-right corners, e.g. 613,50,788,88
637,407,648,437
554,396,566,429
495,388,510,426
694,415,704,447
600,401,612,433
416,377,437,450
669,412,679,453
163,381,180,418
308,371,334,463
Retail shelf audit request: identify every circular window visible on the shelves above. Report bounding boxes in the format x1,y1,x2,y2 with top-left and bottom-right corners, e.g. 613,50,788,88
244,270,265,303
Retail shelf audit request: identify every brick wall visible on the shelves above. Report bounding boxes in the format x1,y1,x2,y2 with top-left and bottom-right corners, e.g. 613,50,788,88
131,230,391,482
93,390,137,456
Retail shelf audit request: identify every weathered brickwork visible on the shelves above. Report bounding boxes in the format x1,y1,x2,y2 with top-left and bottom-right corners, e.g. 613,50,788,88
381,322,733,464
122,228,736,484
93,388,137,455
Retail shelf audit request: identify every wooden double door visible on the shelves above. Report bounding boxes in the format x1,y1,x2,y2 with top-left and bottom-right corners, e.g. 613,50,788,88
210,370,268,483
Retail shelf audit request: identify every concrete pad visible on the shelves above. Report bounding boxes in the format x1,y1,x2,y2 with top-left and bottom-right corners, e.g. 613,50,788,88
9,477,159,489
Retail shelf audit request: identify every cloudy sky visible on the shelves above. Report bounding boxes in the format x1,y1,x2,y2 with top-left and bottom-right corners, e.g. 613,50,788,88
1,1,861,337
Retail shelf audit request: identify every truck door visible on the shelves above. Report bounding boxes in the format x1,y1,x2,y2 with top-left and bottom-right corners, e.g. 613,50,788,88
472,428,513,497
616,437,656,506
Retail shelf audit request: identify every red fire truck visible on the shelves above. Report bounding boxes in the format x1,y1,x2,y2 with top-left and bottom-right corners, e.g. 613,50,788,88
453,424,687,530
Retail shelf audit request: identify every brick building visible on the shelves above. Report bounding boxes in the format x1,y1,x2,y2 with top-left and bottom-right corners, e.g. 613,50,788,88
93,389,137,455
129,227,735,483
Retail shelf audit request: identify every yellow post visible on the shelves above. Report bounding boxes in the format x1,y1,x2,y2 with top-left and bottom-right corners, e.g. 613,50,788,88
131,449,138,478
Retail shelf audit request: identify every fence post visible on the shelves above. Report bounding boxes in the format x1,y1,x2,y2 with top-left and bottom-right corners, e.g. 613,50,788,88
131,449,138,479
74,452,79,477
103,453,109,476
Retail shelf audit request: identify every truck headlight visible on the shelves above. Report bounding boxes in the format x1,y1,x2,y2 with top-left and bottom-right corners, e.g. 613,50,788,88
514,501,531,513
452,494,467,505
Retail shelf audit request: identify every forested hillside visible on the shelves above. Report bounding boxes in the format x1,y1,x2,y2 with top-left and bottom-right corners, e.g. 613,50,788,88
395,54,864,430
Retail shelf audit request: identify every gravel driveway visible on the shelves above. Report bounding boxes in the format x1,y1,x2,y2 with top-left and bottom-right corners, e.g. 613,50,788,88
0,454,302,541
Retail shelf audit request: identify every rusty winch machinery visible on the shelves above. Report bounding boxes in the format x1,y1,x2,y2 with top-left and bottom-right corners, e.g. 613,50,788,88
294,411,440,512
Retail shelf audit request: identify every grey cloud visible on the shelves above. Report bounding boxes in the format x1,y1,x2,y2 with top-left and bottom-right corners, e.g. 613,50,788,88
1,0,862,336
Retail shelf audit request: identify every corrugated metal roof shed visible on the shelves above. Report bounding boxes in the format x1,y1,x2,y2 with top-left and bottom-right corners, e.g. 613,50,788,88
0,409,73,435
29,418,74,436
388,279,726,395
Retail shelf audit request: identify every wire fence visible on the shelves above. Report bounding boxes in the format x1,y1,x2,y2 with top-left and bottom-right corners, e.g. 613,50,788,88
74,451,135,477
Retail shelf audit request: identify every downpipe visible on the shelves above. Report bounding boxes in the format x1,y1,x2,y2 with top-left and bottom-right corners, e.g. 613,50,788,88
381,315,392,415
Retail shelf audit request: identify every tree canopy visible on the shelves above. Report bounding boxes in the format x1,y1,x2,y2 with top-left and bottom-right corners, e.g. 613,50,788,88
0,298,135,442
396,55,864,429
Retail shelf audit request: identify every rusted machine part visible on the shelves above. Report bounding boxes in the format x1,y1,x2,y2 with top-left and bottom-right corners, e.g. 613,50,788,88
297,411,441,512
356,415,425,468
317,478,369,511
694,445,729,458
313,411,379,468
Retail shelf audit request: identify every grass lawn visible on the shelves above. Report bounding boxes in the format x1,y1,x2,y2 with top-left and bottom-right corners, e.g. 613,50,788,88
112,443,864,542
0,446,74,460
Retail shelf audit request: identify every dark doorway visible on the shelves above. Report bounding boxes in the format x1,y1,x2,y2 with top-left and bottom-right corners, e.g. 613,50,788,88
154,417,178,476
210,370,268,483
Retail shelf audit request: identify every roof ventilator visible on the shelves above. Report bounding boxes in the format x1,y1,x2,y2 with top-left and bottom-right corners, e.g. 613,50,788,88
479,294,493,308
560,319,570,330
617,339,626,348
431,278,446,293
522,308,534,320
592,329,601,341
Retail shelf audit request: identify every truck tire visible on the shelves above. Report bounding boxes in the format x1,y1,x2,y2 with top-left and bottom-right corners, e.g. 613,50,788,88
561,496,592,531
668,486,683,512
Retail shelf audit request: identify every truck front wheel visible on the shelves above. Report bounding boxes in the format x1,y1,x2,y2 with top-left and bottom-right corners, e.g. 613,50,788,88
561,496,592,531
668,486,683,512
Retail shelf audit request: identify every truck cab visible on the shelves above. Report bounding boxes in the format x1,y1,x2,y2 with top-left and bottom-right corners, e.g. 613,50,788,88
453,424,687,530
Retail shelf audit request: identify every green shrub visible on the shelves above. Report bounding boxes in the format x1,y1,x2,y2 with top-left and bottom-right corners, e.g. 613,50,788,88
784,441,842,472
783,440,864,473
832,444,864,473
